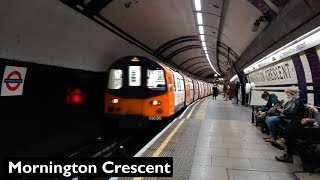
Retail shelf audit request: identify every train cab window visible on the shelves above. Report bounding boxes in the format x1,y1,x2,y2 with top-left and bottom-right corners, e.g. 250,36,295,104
128,66,141,86
147,69,166,91
108,69,123,89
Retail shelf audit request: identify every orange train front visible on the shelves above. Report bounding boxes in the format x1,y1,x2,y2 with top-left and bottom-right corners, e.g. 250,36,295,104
104,56,212,123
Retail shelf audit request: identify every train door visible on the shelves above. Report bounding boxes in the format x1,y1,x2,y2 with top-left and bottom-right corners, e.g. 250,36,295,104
172,71,185,112
193,79,199,101
183,75,191,106
198,80,203,98
188,77,194,103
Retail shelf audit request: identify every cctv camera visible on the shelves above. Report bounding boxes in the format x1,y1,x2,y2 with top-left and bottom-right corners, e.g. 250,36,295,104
251,21,260,32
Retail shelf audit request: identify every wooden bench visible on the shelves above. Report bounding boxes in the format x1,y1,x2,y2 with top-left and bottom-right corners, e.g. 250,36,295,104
248,90,268,123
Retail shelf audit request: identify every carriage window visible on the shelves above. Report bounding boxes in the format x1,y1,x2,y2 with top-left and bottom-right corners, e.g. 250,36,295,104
176,79,180,91
147,69,166,91
189,80,193,90
129,66,141,86
180,79,185,90
108,69,123,89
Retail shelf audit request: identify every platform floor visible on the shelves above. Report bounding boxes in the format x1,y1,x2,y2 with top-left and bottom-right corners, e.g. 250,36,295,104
119,96,320,180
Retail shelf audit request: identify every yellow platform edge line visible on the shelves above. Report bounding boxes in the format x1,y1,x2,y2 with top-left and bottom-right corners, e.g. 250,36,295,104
133,102,199,180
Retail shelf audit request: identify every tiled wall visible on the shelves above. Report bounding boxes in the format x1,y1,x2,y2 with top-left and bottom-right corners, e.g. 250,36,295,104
248,45,320,106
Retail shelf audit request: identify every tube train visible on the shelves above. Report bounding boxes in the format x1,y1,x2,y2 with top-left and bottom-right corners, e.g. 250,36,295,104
104,56,213,122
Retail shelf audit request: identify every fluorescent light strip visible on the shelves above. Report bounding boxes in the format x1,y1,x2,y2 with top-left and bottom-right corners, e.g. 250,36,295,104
194,0,201,11
198,26,204,34
200,35,205,41
205,55,220,75
197,13,203,25
193,0,221,76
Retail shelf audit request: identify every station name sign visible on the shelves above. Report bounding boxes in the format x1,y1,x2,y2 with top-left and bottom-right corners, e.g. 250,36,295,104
7,157,173,178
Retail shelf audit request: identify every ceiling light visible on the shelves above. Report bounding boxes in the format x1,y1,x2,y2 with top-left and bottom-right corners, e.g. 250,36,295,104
197,13,203,25
200,35,205,41
194,0,201,11
203,46,207,51
202,42,206,47
198,26,204,34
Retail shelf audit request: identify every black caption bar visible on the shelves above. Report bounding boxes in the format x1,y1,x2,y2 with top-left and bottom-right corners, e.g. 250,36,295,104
6,157,173,178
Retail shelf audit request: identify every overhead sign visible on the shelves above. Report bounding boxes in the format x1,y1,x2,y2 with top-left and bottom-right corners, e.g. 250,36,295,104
1,66,27,96
244,27,320,74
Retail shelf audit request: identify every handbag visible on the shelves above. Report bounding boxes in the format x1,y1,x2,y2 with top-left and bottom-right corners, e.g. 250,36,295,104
267,107,280,116
267,100,284,116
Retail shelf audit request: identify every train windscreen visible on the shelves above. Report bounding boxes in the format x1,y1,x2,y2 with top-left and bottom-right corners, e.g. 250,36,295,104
147,68,166,91
108,69,123,89
128,66,141,86
106,57,168,98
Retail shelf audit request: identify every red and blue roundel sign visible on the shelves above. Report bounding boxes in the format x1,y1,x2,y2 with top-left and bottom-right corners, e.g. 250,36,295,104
1,66,27,96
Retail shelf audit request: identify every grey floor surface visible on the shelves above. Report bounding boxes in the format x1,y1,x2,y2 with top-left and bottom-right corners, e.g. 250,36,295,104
189,97,320,180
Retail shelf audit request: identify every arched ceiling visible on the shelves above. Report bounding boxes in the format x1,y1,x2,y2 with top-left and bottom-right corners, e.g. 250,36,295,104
60,0,289,78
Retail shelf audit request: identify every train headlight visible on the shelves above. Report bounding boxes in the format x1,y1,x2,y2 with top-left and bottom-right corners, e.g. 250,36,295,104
111,99,119,103
151,100,161,106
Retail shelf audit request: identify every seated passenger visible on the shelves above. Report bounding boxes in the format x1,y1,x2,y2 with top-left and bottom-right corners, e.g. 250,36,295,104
272,104,320,163
256,91,279,128
264,86,304,142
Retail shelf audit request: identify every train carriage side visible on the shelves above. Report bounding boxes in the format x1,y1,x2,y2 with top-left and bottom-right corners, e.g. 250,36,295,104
182,74,192,106
197,80,201,98
170,69,186,113
193,79,199,101
203,81,206,97
209,83,213,96
204,83,208,96
188,77,194,103
198,80,204,98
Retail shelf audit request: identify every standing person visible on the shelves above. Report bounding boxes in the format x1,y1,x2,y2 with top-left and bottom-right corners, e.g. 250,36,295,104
223,83,227,99
233,81,240,104
223,82,229,101
212,84,218,100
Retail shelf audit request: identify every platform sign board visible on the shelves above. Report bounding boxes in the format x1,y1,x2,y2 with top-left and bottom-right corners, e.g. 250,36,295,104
1,66,27,96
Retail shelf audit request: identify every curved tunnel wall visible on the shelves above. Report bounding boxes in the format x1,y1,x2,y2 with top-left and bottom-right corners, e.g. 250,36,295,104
0,0,152,72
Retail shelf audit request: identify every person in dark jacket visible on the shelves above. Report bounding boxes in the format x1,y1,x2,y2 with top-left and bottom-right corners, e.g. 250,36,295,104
256,91,280,128
233,81,240,103
272,104,320,163
212,84,218,100
261,91,280,112
264,86,305,142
